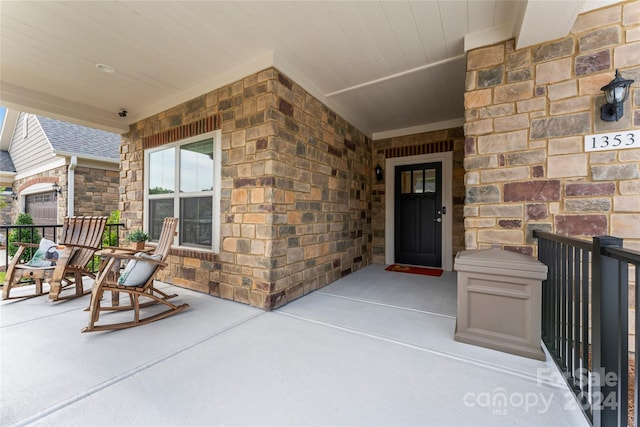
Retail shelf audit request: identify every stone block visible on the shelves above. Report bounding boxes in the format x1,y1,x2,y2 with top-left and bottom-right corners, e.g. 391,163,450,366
479,204,524,217
571,5,621,33
590,151,618,164
620,150,640,162
464,155,498,170
464,218,496,228
547,154,588,178
478,103,516,118
548,137,582,155
464,206,479,217
579,27,620,52
507,68,533,83
628,27,640,43
620,180,640,195
591,163,639,181
477,229,523,244
465,171,479,185
481,166,529,183
516,97,546,113
466,185,501,204
575,50,611,76
530,113,591,139
555,215,608,236
504,180,561,202
550,96,591,115
564,198,611,212
494,81,533,103
498,219,522,229
468,44,505,70
494,114,529,132
536,58,572,85
614,195,640,211
623,1,640,26
566,182,616,197
507,149,546,165
526,204,548,220
548,81,577,100
464,89,492,109
466,70,477,91
612,214,640,238
506,49,531,70
478,65,504,88
533,37,574,63
615,42,640,68
463,119,493,135
477,130,528,154
527,223,553,244
578,72,615,95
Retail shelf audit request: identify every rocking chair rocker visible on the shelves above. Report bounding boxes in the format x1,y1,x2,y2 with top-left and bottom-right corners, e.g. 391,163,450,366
82,217,189,332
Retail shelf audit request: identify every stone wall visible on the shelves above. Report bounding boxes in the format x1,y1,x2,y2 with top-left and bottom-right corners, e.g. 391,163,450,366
464,0,640,254
73,166,120,218
122,68,371,310
372,129,466,265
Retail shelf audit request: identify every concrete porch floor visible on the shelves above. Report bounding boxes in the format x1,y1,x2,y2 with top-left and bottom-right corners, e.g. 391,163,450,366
1,264,589,426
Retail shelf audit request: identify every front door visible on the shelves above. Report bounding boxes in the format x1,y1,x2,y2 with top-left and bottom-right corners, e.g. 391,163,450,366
394,162,442,267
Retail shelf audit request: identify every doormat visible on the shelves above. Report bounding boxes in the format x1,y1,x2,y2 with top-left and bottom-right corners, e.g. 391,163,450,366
385,264,443,277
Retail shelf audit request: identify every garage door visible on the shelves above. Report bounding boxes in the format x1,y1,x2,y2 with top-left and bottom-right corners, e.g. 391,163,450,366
25,192,57,225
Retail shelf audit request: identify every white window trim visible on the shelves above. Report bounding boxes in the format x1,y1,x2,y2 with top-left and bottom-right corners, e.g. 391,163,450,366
143,129,221,253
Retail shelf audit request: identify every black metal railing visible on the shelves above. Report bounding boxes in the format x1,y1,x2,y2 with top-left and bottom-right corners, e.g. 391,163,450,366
535,230,640,427
0,222,124,272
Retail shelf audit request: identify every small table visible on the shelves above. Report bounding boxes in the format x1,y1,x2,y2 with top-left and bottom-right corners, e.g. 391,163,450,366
97,246,155,306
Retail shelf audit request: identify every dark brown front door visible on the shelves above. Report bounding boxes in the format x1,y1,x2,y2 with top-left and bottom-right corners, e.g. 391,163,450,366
394,162,442,267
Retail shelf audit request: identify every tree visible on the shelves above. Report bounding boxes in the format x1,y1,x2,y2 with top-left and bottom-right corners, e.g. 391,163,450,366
8,213,41,263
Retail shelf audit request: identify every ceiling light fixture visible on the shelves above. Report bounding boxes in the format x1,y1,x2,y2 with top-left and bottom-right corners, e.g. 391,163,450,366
96,63,116,73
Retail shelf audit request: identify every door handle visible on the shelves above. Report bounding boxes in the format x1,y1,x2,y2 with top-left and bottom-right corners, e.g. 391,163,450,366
434,217,442,223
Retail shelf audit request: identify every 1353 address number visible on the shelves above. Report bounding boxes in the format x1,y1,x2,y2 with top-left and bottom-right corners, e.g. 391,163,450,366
585,130,640,152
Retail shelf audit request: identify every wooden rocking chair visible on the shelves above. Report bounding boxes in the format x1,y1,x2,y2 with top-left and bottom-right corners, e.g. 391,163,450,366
82,217,189,332
3,216,108,301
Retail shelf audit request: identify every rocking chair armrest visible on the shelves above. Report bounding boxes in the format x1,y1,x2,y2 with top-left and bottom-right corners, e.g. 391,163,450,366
9,241,40,248
98,251,168,267
58,242,101,252
100,245,137,254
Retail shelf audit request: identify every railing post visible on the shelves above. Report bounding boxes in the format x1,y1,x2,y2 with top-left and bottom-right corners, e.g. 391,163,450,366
592,236,624,427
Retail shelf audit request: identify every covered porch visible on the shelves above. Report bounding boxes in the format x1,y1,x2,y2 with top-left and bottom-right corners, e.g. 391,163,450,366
1,265,587,426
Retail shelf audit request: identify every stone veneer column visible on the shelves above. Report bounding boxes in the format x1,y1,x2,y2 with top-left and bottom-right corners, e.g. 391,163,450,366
121,68,372,310
464,0,640,255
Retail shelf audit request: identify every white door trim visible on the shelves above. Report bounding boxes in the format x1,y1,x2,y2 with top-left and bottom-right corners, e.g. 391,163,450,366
384,151,453,271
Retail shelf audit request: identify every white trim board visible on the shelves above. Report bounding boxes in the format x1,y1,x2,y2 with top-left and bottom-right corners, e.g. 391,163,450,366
384,151,453,271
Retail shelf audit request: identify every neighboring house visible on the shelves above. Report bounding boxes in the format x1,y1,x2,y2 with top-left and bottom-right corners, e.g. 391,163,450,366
0,110,120,225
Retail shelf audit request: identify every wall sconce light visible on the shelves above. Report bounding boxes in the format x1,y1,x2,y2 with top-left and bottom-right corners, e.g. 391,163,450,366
52,183,62,195
600,69,634,122
374,164,384,182
11,190,17,201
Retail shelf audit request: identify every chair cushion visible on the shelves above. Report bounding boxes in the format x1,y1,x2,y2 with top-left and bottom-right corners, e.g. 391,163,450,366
118,252,162,287
26,239,62,267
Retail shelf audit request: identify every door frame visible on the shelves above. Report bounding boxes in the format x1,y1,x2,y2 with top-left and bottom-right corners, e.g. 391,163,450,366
384,151,453,271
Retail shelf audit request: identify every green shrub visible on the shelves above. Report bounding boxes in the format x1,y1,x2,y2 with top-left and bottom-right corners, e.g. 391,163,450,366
8,213,41,262
102,210,121,247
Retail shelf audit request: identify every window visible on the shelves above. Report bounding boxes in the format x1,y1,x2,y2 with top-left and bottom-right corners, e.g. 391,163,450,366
144,130,221,252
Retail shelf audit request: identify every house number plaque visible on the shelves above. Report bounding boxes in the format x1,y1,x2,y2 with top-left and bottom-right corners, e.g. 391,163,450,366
585,130,640,152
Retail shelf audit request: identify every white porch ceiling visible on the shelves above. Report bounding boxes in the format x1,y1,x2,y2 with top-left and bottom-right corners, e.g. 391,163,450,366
0,1,618,138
